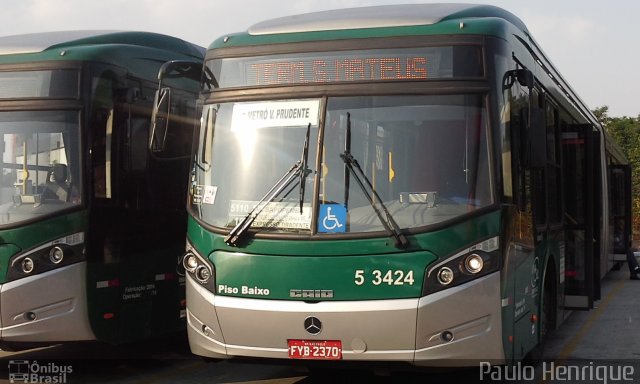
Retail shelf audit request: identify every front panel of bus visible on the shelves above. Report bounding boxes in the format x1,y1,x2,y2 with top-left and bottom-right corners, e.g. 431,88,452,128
0,63,93,348
183,35,527,366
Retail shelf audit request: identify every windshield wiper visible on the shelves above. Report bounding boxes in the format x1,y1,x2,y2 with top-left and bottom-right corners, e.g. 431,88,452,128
224,162,301,246
224,125,312,247
340,114,408,248
194,106,214,173
299,123,311,214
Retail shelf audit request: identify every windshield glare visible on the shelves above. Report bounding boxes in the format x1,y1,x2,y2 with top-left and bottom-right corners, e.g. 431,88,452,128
0,110,82,225
191,94,492,235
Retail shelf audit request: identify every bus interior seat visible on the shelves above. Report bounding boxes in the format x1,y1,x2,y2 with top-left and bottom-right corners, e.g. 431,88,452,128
44,163,70,201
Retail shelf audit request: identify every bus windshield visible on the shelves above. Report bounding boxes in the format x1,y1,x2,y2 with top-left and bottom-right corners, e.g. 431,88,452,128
0,110,82,225
191,94,492,234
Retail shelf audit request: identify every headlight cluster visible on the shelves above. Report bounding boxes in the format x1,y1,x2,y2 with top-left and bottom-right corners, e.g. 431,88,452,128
423,239,500,295
183,242,215,291
7,243,84,282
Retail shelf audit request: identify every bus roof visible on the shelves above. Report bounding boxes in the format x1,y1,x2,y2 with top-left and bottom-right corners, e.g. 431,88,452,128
210,4,609,141
211,3,528,48
0,30,204,59
248,3,527,36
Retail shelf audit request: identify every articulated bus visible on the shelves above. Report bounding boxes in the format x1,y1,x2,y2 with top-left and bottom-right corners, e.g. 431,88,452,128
179,4,632,366
0,31,203,350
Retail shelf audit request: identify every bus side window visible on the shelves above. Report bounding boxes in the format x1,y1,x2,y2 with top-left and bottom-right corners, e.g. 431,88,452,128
512,107,528,212
545,101,562,225
91,108,113,200
127,117,149,172
120,114,151,210
91,76,115,200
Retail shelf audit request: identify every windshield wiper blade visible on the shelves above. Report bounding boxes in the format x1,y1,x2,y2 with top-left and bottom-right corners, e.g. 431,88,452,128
343,113,352,209
340,113,407,248
225,124,313,246
224,162,301,246
341,152,408,248
299,123,312,214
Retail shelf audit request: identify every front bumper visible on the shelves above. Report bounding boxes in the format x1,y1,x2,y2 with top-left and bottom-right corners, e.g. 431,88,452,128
186,271,504,366
0,262,95,347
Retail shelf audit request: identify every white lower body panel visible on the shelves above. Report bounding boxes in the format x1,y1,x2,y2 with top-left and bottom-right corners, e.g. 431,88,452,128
0,262,95,344
186,272,504,367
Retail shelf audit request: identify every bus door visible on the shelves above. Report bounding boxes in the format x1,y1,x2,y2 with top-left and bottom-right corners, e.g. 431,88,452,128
562,124,600,309
87,72,190,343
610,164,632,260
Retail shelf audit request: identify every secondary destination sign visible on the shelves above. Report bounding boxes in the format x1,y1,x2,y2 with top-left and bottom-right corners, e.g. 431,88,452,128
231,99,320,130
228,200,312,229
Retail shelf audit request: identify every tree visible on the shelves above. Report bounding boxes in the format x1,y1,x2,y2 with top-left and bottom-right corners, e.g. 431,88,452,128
593,106,611,127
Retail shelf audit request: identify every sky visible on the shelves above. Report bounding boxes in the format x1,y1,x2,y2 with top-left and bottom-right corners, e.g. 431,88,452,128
0,0,637,117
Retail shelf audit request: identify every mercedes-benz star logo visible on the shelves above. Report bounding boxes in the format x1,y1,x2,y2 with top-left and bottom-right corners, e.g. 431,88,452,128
304,316,322,335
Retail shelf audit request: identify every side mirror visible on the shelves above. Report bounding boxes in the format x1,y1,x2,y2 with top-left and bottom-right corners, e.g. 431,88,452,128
503,68,534,91
149,87,171,152
516,69,535,89
148,60,204,153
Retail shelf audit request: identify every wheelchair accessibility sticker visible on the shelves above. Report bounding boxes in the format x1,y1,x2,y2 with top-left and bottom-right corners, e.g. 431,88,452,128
318,204,347,233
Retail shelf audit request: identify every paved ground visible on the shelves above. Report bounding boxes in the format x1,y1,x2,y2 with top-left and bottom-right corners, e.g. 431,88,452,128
532,265,640,383
544,265,640,361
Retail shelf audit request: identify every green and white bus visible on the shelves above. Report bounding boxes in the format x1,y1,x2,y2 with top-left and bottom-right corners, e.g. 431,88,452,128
180,4,632,366
0,31,203,350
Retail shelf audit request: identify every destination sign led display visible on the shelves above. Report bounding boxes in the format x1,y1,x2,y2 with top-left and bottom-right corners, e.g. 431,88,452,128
208,46,482,88
248,56,429,85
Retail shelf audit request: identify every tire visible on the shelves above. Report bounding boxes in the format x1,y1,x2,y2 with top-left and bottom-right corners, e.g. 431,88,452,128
525,268,554,365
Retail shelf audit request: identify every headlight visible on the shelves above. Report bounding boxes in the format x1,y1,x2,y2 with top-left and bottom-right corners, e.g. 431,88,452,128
21,257,34,274
49,246,65,264
464,253,484,274
183,242,215,291
183,253,199,273
423,237,500,295
7,234,85,282
195,265,211,283
437,267,454,285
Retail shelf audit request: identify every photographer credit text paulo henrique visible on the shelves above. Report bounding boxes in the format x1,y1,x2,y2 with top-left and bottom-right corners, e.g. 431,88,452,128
479,361,635,383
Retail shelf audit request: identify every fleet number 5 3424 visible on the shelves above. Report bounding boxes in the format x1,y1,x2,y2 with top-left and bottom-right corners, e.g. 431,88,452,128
354,269,415,286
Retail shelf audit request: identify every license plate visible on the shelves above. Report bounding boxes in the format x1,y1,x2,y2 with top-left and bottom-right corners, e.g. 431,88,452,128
287,339,342,360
